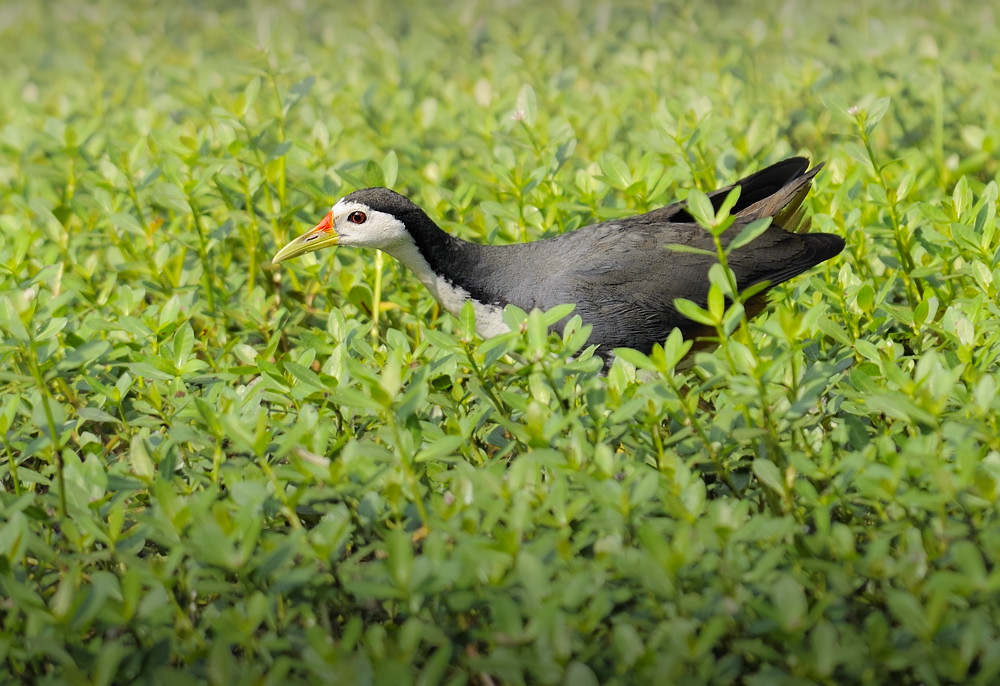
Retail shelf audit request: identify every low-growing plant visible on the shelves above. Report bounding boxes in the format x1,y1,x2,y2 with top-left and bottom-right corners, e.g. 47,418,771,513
2,1,1000,684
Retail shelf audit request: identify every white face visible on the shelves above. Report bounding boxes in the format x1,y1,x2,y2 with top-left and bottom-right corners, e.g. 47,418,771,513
328,198,410,249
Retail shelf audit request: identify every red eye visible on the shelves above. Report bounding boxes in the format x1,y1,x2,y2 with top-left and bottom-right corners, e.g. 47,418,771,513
348,211,367,224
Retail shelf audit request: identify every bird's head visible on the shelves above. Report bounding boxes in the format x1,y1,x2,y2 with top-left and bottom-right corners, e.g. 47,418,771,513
272,188,420,264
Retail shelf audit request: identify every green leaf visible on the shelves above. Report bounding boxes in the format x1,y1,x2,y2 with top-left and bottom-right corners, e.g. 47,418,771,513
541,303,575,327
173,323,194,370
155,182,190,213
459,300,477,341
856,283,875,311
662,242,715,257
953,175,972,216
612,347,657,371
864,96,891,133
612,623,645,668
727,217,772,251
78,407,121,425
685,187,716,229
501,304,528,331
331,387,388,411
657,327,693,369
283,361,324,391
414,435,464,462
240,76,261,116
422,327,461,352
386,528,414,588
525,308,548,356
129,436,155,481
34,317,67,342
479,199,520,221
771,574,807,631
886,589,930,639
599,153,632,190
810,621,841,676
674,298,716,326
515,83,537,126
563,662,599,686
158,295,181,329
285,75,315,112
707,282,725,319
715,187,742,223
752,459,785,495
382,150,399,188
844,142,873,169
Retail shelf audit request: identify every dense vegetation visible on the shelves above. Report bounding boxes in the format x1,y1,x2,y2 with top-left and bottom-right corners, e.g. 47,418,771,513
2,0,1000,683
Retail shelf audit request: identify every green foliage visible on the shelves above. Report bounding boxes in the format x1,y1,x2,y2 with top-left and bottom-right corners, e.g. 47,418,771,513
2,0,1000,683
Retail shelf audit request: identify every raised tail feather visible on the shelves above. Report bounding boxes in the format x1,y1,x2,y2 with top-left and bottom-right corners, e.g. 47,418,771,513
647,157,820,231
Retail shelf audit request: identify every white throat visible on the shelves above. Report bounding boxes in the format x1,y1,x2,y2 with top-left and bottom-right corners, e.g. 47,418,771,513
382,236,510,338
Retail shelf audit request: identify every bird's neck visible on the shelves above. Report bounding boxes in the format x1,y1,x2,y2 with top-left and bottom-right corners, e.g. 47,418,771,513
402,211,480,273
380,209,510,336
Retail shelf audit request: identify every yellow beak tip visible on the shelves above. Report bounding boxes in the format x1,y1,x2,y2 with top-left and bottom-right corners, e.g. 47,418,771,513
271,232,340,266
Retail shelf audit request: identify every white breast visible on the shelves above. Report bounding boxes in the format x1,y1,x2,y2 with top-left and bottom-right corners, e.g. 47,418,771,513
384,236,510,338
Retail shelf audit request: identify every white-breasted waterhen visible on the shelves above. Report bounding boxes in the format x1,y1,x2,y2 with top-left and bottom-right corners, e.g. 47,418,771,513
272,157,844,362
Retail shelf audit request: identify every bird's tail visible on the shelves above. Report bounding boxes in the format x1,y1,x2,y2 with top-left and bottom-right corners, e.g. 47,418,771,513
729,157,822,234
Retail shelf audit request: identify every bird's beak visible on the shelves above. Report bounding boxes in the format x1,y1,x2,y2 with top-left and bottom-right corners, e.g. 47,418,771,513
272,211,338,265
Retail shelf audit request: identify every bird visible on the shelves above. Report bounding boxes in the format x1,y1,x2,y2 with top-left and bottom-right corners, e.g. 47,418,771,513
272,157,845,363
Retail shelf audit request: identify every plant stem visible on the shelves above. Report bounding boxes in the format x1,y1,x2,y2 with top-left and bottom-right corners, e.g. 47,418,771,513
24,342,66,517
372,250,384,340
187,195,218,314
857,115,922,309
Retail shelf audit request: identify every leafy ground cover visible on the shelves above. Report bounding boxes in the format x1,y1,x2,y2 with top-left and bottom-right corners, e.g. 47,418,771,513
2,0,1000,683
